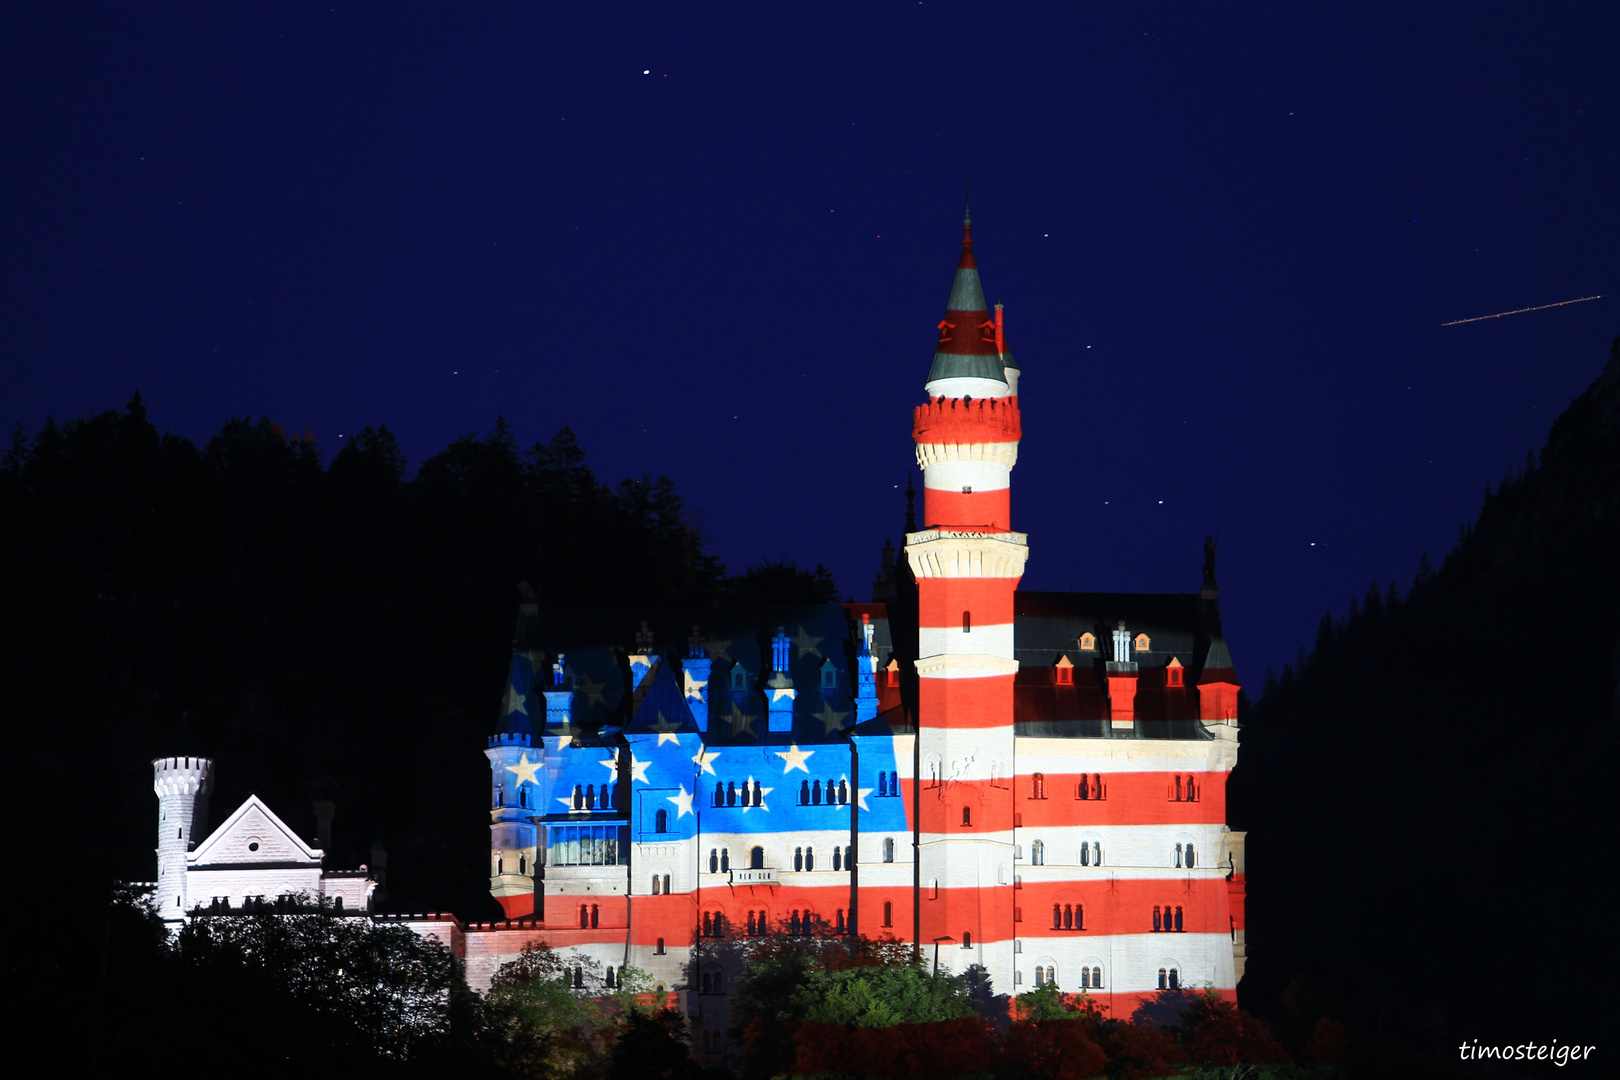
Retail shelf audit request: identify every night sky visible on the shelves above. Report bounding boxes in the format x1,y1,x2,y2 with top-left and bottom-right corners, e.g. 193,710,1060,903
4,3,1617,681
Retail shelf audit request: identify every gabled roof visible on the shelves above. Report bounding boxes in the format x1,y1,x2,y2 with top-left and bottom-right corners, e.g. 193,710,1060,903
189,794,322,868
623,660,701,736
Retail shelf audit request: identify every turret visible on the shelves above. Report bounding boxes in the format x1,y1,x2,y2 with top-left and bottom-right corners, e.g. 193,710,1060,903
152,756,214,923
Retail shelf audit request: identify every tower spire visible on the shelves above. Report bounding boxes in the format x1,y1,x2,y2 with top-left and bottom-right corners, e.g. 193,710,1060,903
927,196,1007,398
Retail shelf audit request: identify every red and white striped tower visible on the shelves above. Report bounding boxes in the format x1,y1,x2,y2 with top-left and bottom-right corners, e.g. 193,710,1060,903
906,205,1026,984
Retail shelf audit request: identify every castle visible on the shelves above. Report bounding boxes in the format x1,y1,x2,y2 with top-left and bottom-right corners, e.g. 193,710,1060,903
152,209,1246,1056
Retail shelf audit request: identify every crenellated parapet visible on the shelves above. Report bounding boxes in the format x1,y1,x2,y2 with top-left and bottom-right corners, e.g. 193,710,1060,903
912,395,1021,445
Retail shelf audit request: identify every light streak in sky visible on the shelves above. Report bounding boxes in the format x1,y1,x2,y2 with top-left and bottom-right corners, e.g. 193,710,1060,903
1441,295,1601,326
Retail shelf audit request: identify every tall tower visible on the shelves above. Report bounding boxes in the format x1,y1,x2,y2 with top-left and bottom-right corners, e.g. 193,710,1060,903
906,205,1027,984
152,756,214,923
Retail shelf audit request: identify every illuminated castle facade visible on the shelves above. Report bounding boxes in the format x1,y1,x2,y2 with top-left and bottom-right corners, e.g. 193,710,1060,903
463,210,1248,1042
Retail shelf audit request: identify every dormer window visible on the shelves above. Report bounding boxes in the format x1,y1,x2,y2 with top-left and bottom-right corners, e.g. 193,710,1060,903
1166,658,1184,687
1055,656,1074,685
820,659,837,690
1078,632,1096,651
731,664,749,692
1134,633,1152,652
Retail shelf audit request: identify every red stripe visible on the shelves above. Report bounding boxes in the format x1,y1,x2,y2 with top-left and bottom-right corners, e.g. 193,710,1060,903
921,487,1010,530
1017,773,1227,826
918,580,1016,625
1015,877,1234,935
913,397,1021,443
916,673,1017,728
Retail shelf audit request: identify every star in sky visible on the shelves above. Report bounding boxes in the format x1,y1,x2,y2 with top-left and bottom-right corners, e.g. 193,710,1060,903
667,785,694,819
505,685,528,715
812,703,849,735
504,753,542,786
791,626,825,657
775,744,815,773
693,748,720,775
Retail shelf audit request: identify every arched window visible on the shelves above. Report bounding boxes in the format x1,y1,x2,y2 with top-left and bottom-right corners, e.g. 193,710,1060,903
800,780,811,805
1174,775,1183,801
519,855,527,874
877,771,888,797
720,849,730,872
590,905,599,928
1186,775,1197,801
574,965,584,988
727,781,737,806
1075,905,1084,930
1186,844,1195,868
1167,968,1179,989
805,846,814,871
1153,905,1162,932
838,778,848,804
835,908,845,933
655,809,668,833
517,788,526,808
1034,967,1045,987
844,845,853,868
573,784,584,809
1157,968,1167,990
790,910,801,935
1080,967,1090,988
750,846,765,870
883,900,893,927
655,937,665,955
496,857,503,876
1031,840,1044,866
1063,904,1073,930
746,910,756,935
751,780,762,805
962,931,972,948
1077,774,1089,800
1052,904,1062,929
701,972,712,994
1032,773,1046,799
812,779,822,805
589,784,599,809
962,805,972,827
580,906,590,929
714,781,724,806
709,849,719,873
651,875,662,894
833,847,842,871
1080,842,1090,867
963,610,972,632
883,838,895,863
794,847,803,871
605,966,616,989
1175,843,1183,868
496,788,504,807
662,873,671,893
1174,906,1183,932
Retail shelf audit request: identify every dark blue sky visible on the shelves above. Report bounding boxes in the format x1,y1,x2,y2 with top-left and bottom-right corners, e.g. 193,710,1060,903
4,2,1616,681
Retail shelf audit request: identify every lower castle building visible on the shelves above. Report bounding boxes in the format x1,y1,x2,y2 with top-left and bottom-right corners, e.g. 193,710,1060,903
151,209,1246,1059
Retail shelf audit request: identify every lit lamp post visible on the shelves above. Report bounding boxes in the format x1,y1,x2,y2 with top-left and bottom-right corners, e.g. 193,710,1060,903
932,935,955,977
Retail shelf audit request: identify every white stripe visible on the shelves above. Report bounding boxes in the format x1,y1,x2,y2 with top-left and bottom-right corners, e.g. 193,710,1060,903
925,376,1011,399
919,622,1015,659
923,458,1010,492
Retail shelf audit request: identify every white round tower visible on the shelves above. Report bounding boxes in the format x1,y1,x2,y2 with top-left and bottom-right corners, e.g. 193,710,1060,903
153,756,214,922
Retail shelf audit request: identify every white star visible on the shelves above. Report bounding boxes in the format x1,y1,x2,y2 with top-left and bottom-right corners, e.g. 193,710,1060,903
855,787,873,812
505,686,528,715
504,753,542,786
775,744,815,774
627,755,651,784
599,757,620,778
693,749,720,776
656,731,682,746
740,780,772,812
667,785,694,819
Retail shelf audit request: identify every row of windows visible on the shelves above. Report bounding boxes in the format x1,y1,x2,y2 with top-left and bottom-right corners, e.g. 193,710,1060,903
1152,906,1185,932
1028,773,1109,800
548,825,625,866
1026,840,1103,866
714,780,765,807
702,908,850,938
1024,965,1173,990
874,772,902,797
568,783,619,810
796,779,848,806
701,844,861,873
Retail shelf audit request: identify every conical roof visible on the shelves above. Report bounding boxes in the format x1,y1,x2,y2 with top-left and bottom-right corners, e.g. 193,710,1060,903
926,207,1008,387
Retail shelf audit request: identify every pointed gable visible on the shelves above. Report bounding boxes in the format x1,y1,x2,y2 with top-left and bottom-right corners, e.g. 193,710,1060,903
190,794,323,868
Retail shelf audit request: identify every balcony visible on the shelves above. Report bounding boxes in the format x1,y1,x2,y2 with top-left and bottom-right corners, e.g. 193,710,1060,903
729,867,778,885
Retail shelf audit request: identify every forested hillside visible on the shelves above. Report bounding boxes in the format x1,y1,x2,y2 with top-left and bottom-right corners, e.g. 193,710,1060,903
1235,337,1620,1071
0,403,832,919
